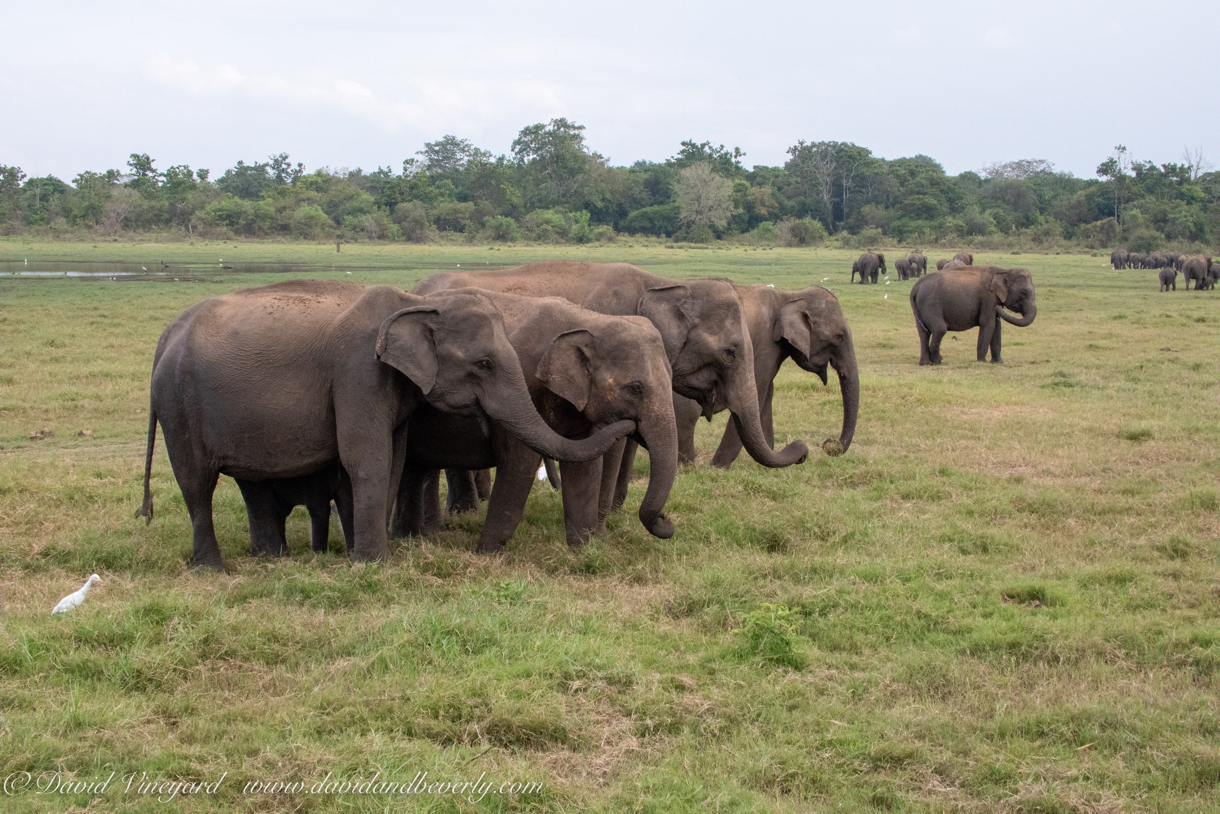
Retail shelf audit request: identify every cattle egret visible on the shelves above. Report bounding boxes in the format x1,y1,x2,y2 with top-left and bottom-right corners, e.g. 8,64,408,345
822,277,829,281
766,284,774,287
52,574,100,614
884,294,888,299
142,266,147,271
536,464,547,481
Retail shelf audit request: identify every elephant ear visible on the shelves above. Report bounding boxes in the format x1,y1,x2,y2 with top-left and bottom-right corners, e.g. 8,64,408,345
774,299,813,358
535,329,593,411
990,271,1010,305
375,306,440,394
637,285,693,362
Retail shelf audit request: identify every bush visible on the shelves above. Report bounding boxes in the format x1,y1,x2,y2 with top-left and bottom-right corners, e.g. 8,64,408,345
776,217,827,247
623,204,679,236
431,201,476,233
520,209,571,243
674,223,715,244
568,210,595,244
291,204,334,240
201,195,275,236
481,215,519,242
593,224,617,243
751,221,777,246
393,202,436,243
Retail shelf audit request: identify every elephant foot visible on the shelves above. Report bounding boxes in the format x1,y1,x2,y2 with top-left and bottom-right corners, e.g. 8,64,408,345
475,541,508,556
190,557,227,572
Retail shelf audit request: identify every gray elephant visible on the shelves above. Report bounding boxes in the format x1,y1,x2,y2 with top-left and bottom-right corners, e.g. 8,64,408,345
1111,249,1129,269
392,292,678,553
908,251,927,277
1127,253,1144,270
414,262,811,473
953,251,974,266
1159,267,1177,292
1181,255,1212,290
895,257,913,280
136,280,634,569
236,463,353,555
852,252,886,284
1205,261,1219,290
669,282,858,470
941,259,967,270
910,266,1037,365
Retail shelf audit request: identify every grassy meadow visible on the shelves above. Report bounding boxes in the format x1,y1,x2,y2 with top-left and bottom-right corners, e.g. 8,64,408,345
1,238,1218,812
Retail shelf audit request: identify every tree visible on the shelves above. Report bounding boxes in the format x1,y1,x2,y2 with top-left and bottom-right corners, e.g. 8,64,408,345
268,153,304,186
669,140,745,178
511,118,604,210
981,159,1055,180
1096,145,1130,228
418,136,490,182
0,165,26,223
673,162,734,229
785,140,838,230
1181,146,1212,182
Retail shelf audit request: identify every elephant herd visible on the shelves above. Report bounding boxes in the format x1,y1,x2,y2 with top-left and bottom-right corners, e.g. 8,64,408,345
1112,249,1219,290
850,250,982,284
139,262,859,569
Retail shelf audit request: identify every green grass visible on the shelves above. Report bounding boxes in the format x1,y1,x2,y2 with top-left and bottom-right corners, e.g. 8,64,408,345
2,239,1219,811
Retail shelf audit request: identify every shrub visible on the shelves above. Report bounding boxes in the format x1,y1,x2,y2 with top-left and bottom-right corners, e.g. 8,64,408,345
431,201,476,233
751,221,777,246
675,223,715,244
481,215,519,242
291,204,334,240
623,204,679,236
568,210,595,244
777,217,827,247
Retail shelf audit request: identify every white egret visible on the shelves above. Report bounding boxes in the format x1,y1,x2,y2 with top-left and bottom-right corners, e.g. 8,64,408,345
52,574,100,614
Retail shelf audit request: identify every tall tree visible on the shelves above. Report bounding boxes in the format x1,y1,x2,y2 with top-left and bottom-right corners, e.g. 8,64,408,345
1096,145,1130,228
673,162,734,229
511,118,603,210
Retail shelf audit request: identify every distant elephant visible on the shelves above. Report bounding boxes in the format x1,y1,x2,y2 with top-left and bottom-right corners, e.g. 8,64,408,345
1182,255,1212,290
953,251,974,266
936,258,950,271
1147,251,1170,269
392,292,678,553
941,259,967,270
895,257,913,280
1111,249,1129,269
910,266,1037,365
908,251,927,277
1174,254,1186,271
1159,268,1177,292
853,252,886,284
1205,261,1219,290
1127,253,1144,270
136,280,635,569
236,463,353,555
669,282,858,470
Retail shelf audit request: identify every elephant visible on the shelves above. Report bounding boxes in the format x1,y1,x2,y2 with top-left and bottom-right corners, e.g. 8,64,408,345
895,257,913,280
953,251,974,266
936,258,950,271
1159,267,1177,292
908,251,927,277
941,259,967,270
1147,251,1170,269
909,266,1037,365
1181,255,1212,290
135,279,635,569
1174,254,1186,271
1127,253,1144,270
852,252,886,284
1111,249,1129,269
1205,261,1219,291
391,292,678,553
235,463,353,555
670,282,858,470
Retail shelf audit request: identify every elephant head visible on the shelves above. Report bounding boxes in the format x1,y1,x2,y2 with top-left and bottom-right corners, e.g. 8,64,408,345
535,315,677,538
773,289,859,454
991,268,1037,327
637,281,808,468
376,291,634,464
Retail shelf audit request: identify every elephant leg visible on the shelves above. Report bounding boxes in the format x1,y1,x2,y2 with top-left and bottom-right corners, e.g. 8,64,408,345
334,474,355,553
236,478,290,556
673,394,702,465
612,439,638,512
476,443,539,554
445,468,480,514
596,438,627,534
161,430,225,569
420,469,444,534
341,433,393,560
977,315,997,363
560,457,604,546
989,317,1003,363
306,496,332,553
474,469,493,500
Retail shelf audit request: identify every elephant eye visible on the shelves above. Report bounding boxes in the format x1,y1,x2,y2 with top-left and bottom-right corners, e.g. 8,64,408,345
476,358,494,372
723,347,737,361
625,381,645,399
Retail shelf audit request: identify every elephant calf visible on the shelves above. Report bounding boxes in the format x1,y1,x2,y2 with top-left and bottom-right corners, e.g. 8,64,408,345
910,266,1037,365
1159,268,1177,292
236,463,354,556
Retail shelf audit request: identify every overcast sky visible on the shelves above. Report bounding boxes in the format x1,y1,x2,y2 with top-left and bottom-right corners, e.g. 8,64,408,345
3,0,1216,183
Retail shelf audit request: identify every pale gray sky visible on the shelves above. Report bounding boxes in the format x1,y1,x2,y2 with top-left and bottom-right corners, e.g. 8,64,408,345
3,0,1215,182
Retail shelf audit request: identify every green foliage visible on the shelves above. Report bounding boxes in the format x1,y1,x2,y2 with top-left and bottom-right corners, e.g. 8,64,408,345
290,204,333,239
480,214,519,242
734,603,807,670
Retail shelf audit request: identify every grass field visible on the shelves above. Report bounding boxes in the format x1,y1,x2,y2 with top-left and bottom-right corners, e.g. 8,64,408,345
1,238,1218,812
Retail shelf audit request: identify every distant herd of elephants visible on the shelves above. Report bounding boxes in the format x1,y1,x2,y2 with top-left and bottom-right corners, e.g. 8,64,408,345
1108,249,1218,292
135,256,1042,568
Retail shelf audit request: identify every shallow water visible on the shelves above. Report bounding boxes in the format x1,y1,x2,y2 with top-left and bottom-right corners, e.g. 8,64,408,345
0,260,382,281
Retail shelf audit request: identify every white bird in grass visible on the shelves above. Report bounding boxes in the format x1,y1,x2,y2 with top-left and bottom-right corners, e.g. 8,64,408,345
52,574,100,614
536,464,547,482
822,277,829,281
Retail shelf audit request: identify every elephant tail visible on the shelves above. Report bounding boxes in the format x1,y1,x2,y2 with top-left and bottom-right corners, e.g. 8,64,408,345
135,406,156,524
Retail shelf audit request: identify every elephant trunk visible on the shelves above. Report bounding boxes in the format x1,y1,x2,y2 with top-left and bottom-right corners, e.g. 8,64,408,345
831,332,860,455
486,366,635,462
997,301,1036,327
728,371,809,468
635,406,678,539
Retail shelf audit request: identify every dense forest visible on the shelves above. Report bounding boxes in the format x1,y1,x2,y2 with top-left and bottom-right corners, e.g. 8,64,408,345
2,120,1217,251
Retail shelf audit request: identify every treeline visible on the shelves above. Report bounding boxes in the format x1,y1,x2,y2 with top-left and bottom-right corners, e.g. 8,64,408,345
2,122,1218,251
